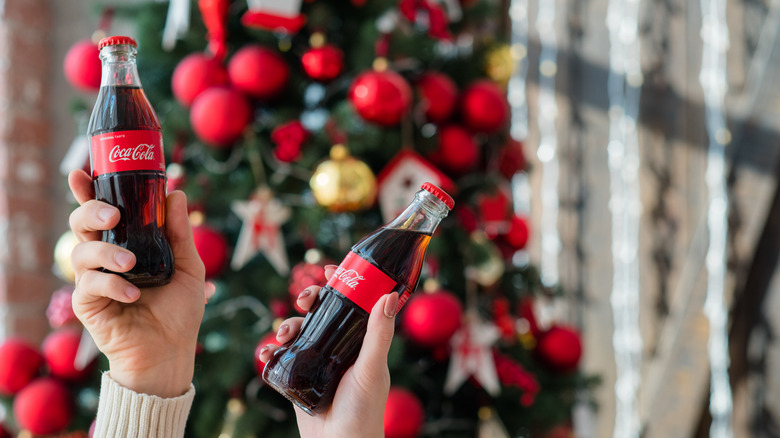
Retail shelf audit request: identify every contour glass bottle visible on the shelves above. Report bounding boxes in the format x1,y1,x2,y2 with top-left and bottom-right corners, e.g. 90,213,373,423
263,182,454,414
87,36,174,288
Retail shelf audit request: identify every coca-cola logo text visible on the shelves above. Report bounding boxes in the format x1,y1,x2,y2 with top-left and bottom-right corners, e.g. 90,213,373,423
334,267,365,289
108,144,156,163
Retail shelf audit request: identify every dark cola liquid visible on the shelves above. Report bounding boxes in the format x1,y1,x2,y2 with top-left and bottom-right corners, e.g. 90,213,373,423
88,85,174,288
263,228,431,414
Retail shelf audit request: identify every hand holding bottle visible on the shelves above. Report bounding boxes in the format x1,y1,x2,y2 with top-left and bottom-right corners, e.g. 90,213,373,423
258,266,399,438
263,183,453,413
67,169,206,398
88,35,174,287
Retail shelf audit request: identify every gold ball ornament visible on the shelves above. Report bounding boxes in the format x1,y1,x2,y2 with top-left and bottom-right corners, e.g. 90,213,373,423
54,230,79,283
310,144,377,212
485,44,514,87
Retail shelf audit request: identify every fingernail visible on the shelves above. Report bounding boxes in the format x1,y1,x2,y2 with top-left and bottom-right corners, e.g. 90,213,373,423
297,289,311,301
98,207,115,223
277,324,290,337
259,345,270,356
204,282,217,300
115,251,133,267
384,292,399,318
125,286,140,300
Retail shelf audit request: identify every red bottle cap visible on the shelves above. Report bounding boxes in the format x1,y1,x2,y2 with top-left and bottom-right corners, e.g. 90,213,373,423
98,36,138,49
421,182,454,210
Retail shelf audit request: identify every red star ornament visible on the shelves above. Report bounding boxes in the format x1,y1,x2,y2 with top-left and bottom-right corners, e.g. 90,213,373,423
444,315,501,396
231,188,291,275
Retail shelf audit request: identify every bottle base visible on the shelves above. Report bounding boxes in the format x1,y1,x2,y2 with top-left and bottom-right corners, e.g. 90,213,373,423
100,267,175,289
128,275,173,289
263,375,318,416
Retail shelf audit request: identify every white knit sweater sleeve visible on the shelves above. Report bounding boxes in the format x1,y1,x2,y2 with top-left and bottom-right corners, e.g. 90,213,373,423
93,372,195,438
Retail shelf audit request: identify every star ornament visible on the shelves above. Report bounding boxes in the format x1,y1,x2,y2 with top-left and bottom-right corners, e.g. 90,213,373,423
231,187,291,275
444,316,501,396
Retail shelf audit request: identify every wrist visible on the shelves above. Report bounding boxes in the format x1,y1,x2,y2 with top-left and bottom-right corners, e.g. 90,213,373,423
108,355,194,398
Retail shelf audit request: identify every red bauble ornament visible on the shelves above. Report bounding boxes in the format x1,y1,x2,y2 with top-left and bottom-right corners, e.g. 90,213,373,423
384,387,424,438
416,72,458,123
171,53,228,107
349,70,412,126
460,80,508,133
42,328,96,382
504,214,530,249
402,290,463,347
429,125,479,174
13,378,73,435
190,87,252,147
254,332,281,375
477,189,511,237
192,225,229,278
271,120,310,163
0,338,43,395
302,44,344,83
536,325,583,373
228,46,289,100
63,39,101,92
288,261,328,314
498,137,527,178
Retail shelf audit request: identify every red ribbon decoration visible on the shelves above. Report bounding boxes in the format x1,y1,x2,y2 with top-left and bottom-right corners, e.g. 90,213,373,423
98,7,115,33
198,0,229,61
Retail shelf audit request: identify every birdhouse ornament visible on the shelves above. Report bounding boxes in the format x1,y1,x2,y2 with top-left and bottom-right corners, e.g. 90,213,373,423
376,149,454,223
242,0,307,34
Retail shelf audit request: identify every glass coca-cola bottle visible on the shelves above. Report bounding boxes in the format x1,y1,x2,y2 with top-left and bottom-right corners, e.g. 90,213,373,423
87,36,174,288
263,182,454,414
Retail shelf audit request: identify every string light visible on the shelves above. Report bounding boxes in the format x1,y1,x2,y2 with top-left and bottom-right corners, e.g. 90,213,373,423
605,0,643,436
535,0,560,288
508,0,531,271
508,0,529,140
699,0,733,435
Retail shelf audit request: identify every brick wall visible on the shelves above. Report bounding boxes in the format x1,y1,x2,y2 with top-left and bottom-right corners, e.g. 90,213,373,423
0,0,55,344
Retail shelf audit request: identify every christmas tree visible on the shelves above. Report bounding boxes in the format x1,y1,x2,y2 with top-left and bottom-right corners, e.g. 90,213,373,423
0,0,598,436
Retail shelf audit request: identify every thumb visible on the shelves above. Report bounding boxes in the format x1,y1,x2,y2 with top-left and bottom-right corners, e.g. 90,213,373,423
352,292,398,390
165,190,205,277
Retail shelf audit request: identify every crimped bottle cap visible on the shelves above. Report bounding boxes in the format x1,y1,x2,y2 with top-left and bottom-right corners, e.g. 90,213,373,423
421,182,454,210
98,36,137,49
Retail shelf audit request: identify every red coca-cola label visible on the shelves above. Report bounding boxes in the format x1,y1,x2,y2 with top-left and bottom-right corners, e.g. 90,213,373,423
327,252,397,313
90,130,166,177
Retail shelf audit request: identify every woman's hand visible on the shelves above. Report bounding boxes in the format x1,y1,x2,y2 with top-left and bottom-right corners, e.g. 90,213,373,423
67,169,206,398
258,266,397,438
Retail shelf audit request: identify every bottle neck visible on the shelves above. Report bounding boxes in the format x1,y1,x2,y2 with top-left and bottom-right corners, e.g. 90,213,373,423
99,44,141,87
385,190,450,234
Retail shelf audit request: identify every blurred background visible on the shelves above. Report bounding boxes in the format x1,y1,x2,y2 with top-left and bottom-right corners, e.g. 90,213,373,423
0,0,778,436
